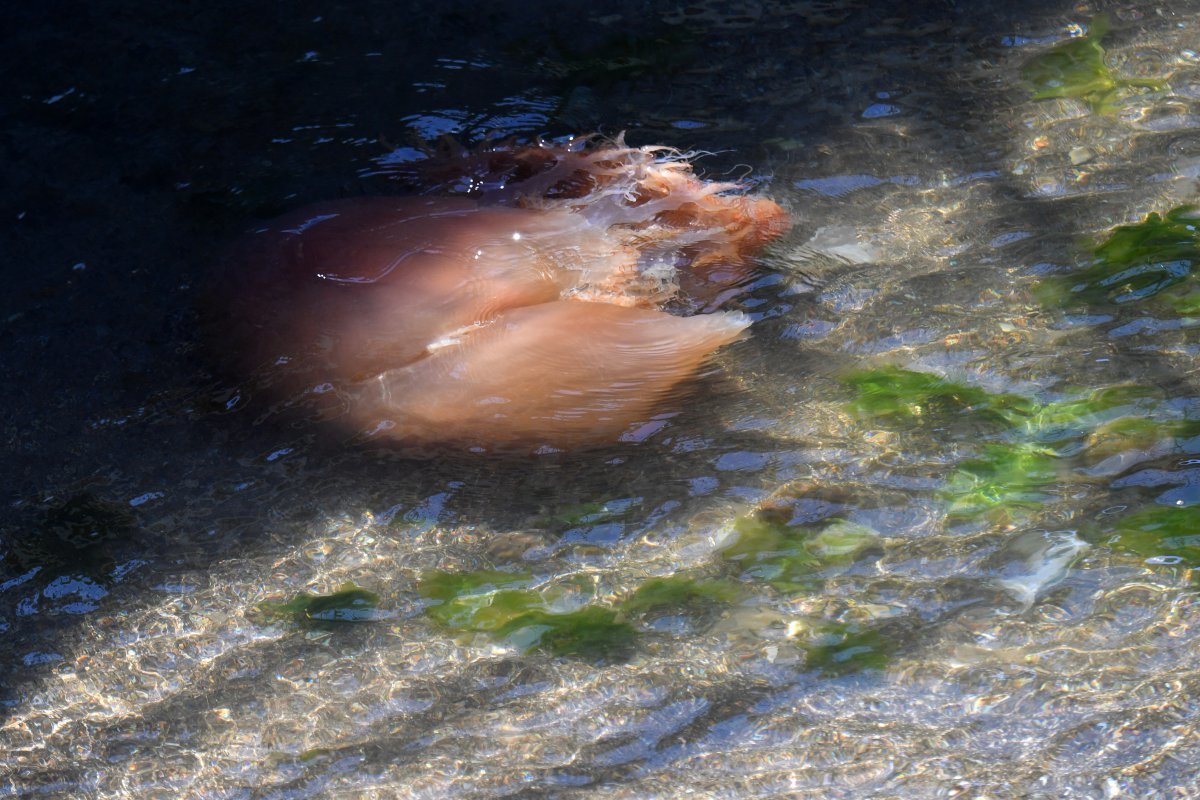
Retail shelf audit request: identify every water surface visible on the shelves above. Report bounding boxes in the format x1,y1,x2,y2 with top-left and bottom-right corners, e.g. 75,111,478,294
4,1,1200,797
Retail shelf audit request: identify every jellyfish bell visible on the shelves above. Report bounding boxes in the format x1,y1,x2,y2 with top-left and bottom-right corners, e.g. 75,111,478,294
209,138,788,453
356,300,752,450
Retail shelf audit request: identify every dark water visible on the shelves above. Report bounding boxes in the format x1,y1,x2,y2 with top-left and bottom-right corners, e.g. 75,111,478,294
5,1,1200,797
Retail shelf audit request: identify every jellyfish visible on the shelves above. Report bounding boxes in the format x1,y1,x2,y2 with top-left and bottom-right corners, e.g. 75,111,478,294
213,137,788,453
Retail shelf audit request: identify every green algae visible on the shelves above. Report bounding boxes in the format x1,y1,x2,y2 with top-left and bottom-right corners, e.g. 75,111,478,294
794,620,894,675
258,583,382,629
1022,386,1200,467
844,366,1035,428
621,575,742,616
1026,384,1162,436
1037,206,1200,310
416,568,751,659
417,569,539,631
1097,506,1200,573
721,514,879,592
493,606,636,659
1022,15,1164,114
941,442,1062,522
1078,416,1200,467
417,569,633,660
841,366,1200,539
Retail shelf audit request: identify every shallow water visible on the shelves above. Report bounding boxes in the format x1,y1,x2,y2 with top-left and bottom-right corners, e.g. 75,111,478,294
5,1,1200,797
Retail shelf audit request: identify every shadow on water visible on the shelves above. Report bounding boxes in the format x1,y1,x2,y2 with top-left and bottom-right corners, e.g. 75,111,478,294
5,0,1195,791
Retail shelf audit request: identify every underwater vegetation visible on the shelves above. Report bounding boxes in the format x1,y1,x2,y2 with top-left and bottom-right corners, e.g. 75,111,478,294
257,583,383,629
408,518,883,667
941,442,1063,522
1036,205,1200,311
257,549,890,671
1094,506,1200,576
209,136,787,454
621,575,742,615
719,514,879,592
848,363,1200,578
791,620,894,675
1022,15,1165,114
1018,208,1200,578
413,570,733,661
844,366,1035,428
410,555,893,672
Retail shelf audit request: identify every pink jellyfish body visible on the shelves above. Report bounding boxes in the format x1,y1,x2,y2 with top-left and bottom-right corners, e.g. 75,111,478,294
215,138,789,453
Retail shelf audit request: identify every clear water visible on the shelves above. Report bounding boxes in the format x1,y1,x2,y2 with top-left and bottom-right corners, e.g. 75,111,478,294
5,1,1200,797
